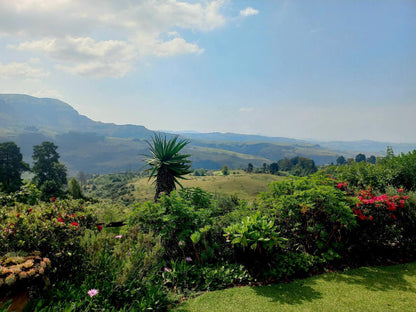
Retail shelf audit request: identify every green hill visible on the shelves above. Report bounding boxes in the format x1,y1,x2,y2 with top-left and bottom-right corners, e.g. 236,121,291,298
2,94,413,175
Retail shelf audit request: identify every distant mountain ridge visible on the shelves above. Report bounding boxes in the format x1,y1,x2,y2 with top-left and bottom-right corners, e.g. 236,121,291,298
1,94,415,174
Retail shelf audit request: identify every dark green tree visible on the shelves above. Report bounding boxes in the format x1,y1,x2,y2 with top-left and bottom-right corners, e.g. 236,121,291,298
246,163,253,173
0,142,30,193
68,177,83,199
143,134,192,202
336,155,347,165
277,158,292,171
269,162,279,174
367,155,377,164
222,165,229,175
32,142,67,200
355,153,367,163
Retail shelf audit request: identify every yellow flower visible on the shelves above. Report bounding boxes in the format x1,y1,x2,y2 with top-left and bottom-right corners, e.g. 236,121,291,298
300,204,309,214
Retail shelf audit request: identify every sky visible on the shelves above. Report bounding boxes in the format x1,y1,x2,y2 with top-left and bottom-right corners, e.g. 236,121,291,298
0,0,415,143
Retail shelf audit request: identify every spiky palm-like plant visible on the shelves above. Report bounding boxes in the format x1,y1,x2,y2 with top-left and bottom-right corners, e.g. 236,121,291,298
143,134,192,201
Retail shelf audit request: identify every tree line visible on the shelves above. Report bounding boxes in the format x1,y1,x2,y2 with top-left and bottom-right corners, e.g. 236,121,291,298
245,156,318,177
0,141,82,201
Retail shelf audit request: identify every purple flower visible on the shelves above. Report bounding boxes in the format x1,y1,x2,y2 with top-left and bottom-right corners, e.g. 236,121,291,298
88,289,99,297
164,267,170,272
186,257,192,262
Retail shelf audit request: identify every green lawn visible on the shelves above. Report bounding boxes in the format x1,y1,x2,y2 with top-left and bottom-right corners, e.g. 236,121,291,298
173,262,416,312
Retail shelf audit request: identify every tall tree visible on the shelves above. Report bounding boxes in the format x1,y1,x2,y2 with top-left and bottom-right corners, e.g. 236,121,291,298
0,142,29,193
68,177,83,199
269,162,279,174
355,153,367,163
336,155,347,165
246,163,253,173
143,134,192,202
32,142,67,200
367,155,377,164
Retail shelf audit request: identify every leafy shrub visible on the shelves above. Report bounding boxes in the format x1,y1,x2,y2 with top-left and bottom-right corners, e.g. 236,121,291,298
259,174,356,259
27,226,169,311
0,199,97,282
224,173,357,279
128,189,215,261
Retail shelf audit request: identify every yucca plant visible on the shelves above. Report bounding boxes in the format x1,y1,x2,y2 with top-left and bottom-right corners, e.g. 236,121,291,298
143,133,192,201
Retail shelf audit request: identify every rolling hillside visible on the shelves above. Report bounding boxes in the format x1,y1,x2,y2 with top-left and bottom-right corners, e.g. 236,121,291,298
1,94,414,175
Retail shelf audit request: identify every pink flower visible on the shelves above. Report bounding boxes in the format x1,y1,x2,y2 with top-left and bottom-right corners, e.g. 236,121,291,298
88,289,99,297
186,257,192,262
115,235,122,239
164,267,170,272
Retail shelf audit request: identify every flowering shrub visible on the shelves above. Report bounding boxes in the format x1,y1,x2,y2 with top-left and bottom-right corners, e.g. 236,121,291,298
346,187,414,258
0,199,97,282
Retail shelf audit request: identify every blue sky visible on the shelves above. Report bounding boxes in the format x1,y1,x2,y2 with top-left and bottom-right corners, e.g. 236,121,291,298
0,0,415,142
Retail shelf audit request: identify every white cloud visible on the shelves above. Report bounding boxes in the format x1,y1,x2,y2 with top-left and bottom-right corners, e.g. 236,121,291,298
151,38,204,57
239,107,254,113
0,61,49,79
239,7,259,17
16,37,137,77
0,0,229,77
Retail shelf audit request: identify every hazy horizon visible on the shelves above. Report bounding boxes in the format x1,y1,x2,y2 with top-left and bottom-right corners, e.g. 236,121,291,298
1,1,415,143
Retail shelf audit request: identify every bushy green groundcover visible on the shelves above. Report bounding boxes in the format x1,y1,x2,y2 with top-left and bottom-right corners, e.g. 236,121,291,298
1,150,416,311
174,262,416,312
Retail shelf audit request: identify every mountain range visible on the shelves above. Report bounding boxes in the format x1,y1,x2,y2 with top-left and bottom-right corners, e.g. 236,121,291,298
1,94,415,175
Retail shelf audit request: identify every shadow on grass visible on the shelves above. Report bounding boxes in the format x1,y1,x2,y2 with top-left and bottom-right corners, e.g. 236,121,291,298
321,263,416,292
253,280,323,305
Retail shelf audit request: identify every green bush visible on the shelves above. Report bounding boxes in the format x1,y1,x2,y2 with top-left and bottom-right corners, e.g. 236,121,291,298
224,173,357,279
27,226,169,311
259,174,356,258
128,188,216,261
0,199,97,282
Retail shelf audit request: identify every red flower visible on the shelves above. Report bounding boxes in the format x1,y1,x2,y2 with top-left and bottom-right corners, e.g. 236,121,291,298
359,214,367,220
51,197,56,202
387,203,397,211
97,225,103,231
398,188,403,193
57,217,64,223
369,216,374,220
27,208,32,212
70,222,79,227
336,183,344,189
16,214,20,218
70,214,76,218
391,214,396,219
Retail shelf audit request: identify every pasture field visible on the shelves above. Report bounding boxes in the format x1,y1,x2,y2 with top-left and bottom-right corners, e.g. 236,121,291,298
130,171,285,202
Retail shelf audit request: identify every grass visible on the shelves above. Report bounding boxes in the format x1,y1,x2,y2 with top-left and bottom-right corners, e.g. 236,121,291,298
131,171,285,202
173,262,416,312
